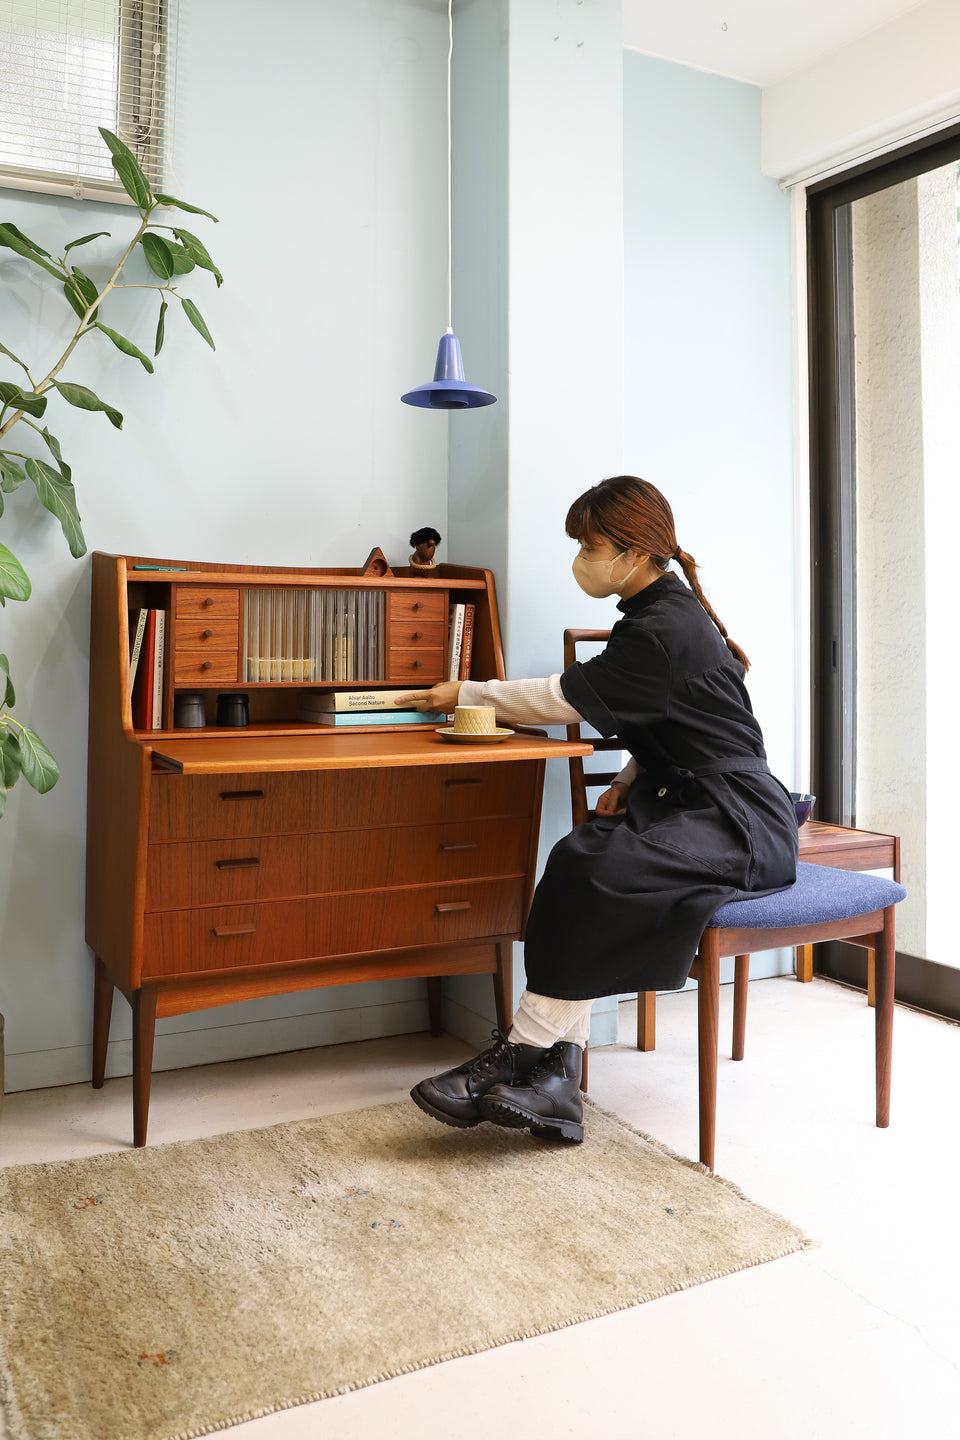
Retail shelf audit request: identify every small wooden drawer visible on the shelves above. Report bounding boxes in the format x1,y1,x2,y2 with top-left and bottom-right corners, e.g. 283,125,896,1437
386,591,445,622
175,618,239,649
175,586,240,620
173,649,240,683
385,620,446,648
149,762,539,842
141,878,527,978
385,648,446,683
145,816,533,910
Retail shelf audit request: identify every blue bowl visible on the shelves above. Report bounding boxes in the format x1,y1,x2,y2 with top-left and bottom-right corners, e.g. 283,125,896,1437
790,792,816,827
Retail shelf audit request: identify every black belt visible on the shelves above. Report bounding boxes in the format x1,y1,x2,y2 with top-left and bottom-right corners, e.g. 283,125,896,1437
655,756,771,797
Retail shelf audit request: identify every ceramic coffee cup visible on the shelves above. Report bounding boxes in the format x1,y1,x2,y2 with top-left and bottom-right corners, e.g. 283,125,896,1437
452,705,497,735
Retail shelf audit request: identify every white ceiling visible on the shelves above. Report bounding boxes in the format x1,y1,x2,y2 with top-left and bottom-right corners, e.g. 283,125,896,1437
622,0,932,87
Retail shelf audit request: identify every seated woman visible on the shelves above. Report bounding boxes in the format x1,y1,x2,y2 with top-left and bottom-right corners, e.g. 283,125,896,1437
398,475,798,1144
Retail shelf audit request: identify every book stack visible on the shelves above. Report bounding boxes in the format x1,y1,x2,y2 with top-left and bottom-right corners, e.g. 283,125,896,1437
130,607,165,730
298,689,447,727
447,602,475,682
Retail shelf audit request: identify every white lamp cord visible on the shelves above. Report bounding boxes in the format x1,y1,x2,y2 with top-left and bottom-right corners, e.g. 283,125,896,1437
446,0,453,334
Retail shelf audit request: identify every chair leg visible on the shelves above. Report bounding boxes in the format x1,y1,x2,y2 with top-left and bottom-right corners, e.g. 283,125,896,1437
795,943,813,982
732,954,749,1061
637,990,656,1051
866,947,876,1008
580,1041,589,1094
697,930,721,1171
875,909,895,1128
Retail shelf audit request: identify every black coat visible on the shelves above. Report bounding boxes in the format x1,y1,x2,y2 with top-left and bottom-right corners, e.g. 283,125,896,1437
522,573,799,998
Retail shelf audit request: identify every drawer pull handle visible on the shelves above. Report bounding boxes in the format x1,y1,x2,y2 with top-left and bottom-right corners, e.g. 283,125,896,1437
202,597,214,607
201,660,213,671
202,628,214,639
413,601,424,611
213,924,257,937
440,841,478,852
413,630,423,640
444,776,482,787
435,901,472,914
216,856,260,870
412,659,423,669
219,789,265,801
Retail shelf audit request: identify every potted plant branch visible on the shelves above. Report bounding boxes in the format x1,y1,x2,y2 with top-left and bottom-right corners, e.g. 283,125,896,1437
0,128,222,817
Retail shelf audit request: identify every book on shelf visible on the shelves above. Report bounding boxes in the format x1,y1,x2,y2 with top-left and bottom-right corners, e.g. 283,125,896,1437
151,610,165,730
299,688,435,714
131,609,157,729
129,608,148,693
300,708,448,727
447,603,466,681
458,603,475,680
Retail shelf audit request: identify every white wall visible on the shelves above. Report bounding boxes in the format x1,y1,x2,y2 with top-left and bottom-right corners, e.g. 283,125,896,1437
762,0,960,182
623,51,796,982
0,0,451,1091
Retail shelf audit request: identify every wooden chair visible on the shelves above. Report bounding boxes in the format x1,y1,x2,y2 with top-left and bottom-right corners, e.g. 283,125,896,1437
562,629,906,1171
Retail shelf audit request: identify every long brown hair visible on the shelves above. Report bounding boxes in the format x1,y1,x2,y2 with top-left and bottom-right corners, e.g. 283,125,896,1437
565,475,750,671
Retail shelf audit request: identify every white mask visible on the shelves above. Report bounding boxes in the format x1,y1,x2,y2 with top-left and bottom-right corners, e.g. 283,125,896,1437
572,550,639,599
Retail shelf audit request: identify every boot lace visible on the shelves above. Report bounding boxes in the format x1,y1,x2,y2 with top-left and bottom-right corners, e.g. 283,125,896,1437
467,1029,513,1078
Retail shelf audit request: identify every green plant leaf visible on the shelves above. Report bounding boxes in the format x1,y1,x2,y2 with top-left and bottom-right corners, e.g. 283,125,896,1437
0,223,66,280
63,231,110,255
155,194,218,222
1,223,51,258
99,127,153,210
0,381,47,419
38,428,71,481
0,653,15,709
0,541,32,602
172,228,223,287
0,454,27,492
141,232,174,280
167,243,195,275
0,728,22,794
95,323,155,373
0,339,31,373
15,724,59,793
154,299,168,356
24,458,86,559
51,381,123,429
63,267,100,322
180,298,215,350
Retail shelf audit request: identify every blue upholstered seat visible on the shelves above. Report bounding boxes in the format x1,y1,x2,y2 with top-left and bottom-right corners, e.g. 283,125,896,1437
708,862,907,930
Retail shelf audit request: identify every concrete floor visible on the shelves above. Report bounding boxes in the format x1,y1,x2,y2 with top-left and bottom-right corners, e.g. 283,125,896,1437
2,975,959,1439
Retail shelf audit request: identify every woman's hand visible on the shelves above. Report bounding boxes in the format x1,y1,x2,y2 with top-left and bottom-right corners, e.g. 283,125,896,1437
595,781,628,816
394,681,463,714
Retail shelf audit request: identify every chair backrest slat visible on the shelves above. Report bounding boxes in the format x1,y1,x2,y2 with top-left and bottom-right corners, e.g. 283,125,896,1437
563,627,612,827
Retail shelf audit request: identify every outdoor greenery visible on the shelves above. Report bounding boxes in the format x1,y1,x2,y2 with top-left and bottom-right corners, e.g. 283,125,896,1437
0,128,222,816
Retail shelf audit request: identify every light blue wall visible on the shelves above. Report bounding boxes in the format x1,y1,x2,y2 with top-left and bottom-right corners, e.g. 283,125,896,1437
623,51,796,982
0,0,453,1091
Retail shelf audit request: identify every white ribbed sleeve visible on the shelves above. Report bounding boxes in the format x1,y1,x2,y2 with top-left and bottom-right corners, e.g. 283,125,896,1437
457,676,638,790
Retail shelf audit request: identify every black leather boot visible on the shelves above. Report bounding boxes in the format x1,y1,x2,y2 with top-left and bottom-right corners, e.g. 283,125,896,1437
410,1030,547,1129
478,1041,584,1142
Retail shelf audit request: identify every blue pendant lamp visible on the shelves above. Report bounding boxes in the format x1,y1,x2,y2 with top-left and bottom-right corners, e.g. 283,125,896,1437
401,0,496,410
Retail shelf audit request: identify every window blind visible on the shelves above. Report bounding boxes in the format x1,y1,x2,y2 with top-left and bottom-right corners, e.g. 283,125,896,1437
0,0,178,203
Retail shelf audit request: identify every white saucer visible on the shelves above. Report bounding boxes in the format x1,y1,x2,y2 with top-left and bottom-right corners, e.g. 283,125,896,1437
435,727,515,744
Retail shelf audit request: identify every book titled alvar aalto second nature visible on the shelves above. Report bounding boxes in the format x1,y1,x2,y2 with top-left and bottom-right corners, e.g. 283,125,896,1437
299,688,435,713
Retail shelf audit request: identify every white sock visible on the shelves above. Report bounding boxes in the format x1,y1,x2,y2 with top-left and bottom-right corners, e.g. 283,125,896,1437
508,990,594,1050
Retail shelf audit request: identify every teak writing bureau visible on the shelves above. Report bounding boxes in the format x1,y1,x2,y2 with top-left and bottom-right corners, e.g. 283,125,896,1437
85,551,591,1145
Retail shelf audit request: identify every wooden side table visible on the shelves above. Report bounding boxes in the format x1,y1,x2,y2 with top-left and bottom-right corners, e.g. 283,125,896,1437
796,820,901,1001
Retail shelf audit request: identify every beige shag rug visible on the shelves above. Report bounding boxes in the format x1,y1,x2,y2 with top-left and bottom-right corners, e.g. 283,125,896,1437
0,1099,810,1440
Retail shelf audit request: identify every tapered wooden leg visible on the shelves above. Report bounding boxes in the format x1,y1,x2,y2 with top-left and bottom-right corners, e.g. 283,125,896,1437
92,957,114,1089
697,930,721,1171
795,944,813,982
732,954,749,1061
426,977,442,1036
132,986,158,1148
637,991,657,1051
867,948,876,1008
580,1041,589,1094
493,942,513,1035
875,910,895,1128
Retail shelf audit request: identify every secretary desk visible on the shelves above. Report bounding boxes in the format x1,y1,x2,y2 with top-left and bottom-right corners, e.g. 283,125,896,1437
85,551,590,1145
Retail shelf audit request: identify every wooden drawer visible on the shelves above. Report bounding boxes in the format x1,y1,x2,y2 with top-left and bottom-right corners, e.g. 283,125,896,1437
173,650,240,684
141,877,526,978
386,591,445,622
149,762,539,842
385,619,446,648
175,618,239,649
175,586,240,620
146,816,533,909
385,648,446,684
